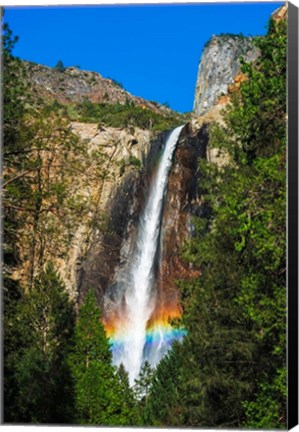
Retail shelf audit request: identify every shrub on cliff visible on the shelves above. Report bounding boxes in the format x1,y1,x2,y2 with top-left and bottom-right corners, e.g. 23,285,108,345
54,59,65,72
66,99,183,131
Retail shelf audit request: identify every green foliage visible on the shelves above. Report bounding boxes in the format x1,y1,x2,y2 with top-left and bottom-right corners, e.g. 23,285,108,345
6,263,75,423
108,77,124,89
3,103,86,287
65,99,183,131
2,21,30,264
116,364,142,425
68,289,140,425
133,361,154,401
3,275,23,422
145,17,286,429
119,155,142,175
144,347,184,426
128,155,142,168
54,60,65,72
2,22,28,140
203,32,247,49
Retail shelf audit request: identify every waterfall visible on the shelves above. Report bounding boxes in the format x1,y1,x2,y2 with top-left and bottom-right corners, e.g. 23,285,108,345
105,125,185,385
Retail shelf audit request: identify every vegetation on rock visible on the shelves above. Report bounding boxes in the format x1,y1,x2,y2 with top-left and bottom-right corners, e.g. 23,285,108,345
203,32,247,49
54,60,66,72
45,97,186,132
143,17,286,429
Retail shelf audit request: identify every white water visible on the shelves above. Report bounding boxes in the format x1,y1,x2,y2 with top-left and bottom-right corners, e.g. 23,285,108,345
112,125,184,385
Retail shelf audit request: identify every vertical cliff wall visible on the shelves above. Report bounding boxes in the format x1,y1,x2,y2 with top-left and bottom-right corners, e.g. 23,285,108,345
193,35,259,116
150,123,207,326
74,127,158,307
78,123,206,316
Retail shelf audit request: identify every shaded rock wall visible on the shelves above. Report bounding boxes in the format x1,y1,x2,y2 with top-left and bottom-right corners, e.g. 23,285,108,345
77,170,142,306
60,124,152,301
150,123,207,323
77,129,170,307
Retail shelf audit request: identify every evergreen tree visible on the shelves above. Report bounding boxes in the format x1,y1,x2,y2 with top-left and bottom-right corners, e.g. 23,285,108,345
2,20,30,267
144,346,184,426
133,360,154,402
68,289,139,425
207,18,287,428
3,276,23,422
2,20,28,153
116,364,142,425
54,59,65,72
11,263,75,423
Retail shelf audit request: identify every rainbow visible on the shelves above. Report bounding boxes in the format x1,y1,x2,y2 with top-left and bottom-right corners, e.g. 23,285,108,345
104,303,187,363
108,324,186,352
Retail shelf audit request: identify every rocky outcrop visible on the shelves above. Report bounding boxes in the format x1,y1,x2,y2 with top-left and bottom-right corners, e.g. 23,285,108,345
272,3,288,22
24,61,170,115
193,35,259,116
193,3,287,118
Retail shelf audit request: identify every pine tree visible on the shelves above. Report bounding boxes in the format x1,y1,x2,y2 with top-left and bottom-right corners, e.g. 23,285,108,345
3,276,23,422
2,20,29,268
133,360,154,402
116,364,142,425
68,289,139,425
11,263,75,423
54,59,65,72
144,346,184,426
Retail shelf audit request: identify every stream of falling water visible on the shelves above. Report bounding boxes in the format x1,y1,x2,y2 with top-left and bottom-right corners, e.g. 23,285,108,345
106,125,185,385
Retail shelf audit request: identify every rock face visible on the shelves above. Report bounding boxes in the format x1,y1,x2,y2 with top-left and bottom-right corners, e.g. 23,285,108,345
62,123,154,300
150,123,205,324
193,35,259,116
11,121,152,300
272,3,288,22
77,122,208,320
76,128,174,307
24,61,170,115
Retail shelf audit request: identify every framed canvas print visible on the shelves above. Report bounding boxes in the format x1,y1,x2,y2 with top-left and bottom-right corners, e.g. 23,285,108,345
1,0,298,429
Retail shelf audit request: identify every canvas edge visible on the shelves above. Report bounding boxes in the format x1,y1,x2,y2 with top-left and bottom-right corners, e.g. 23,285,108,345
287,1,299,430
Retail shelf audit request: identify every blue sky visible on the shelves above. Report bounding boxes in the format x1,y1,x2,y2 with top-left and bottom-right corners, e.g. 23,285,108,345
5,2,282,112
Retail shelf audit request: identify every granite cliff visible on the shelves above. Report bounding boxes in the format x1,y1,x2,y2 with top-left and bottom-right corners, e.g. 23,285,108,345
193,34,259,116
